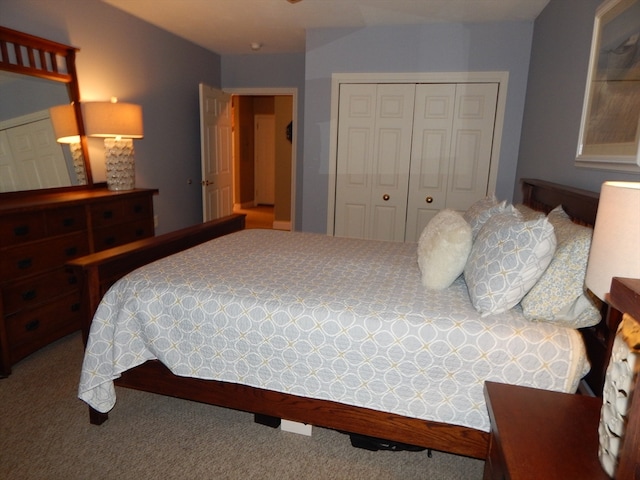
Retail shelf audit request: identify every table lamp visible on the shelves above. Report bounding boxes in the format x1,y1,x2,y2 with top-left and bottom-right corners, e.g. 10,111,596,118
585,181,640,477
82,98,143,191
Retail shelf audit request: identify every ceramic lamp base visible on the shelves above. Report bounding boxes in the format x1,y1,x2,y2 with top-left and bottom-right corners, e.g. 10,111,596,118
104,138,135,191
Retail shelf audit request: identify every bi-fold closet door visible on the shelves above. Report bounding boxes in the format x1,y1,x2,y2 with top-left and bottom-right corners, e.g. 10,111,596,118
334,82,499,242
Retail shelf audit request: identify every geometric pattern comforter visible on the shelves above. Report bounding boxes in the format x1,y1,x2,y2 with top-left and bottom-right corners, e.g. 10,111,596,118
78,229,589,432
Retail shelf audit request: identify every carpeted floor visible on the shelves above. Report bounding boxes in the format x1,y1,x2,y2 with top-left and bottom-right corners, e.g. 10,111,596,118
0,332,484,479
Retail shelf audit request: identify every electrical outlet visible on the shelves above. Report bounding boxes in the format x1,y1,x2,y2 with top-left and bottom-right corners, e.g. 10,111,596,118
154,215,158,228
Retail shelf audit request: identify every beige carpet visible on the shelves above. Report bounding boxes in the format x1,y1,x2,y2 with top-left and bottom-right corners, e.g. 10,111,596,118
0,332,484,479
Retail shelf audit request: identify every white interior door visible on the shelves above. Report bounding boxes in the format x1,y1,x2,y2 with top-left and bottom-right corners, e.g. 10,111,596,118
254,114,275,205
200,83,233,222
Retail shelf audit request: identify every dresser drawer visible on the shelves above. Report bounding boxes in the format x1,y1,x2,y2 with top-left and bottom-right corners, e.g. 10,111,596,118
91,196,153,229
0,232,90,280
6,292,82,364
2,268,79,316
45,205,87,236
93,218,155,252
0,211,46,248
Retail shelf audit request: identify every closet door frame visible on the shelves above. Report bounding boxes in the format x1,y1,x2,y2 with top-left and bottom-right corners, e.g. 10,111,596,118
326,71,509,236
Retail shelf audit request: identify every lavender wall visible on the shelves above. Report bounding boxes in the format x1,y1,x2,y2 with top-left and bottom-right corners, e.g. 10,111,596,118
301,23,535,233
515,0,639,200
1,0,222,234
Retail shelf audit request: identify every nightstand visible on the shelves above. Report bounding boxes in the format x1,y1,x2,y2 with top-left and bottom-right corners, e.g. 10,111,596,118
483,277,640,480
483,381,609,480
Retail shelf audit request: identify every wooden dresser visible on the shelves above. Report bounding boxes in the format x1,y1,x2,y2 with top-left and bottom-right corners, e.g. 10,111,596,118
0,187,157,376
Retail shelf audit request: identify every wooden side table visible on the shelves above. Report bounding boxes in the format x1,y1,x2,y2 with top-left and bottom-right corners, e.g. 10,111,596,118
483,381,609,480
483,277,640,480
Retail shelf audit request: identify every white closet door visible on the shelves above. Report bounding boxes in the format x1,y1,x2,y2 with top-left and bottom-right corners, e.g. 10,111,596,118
334,84,377,239
405,84,456,242
335,81,499,243
368,83,415,241
446,83,499,211
405,83,499,242
334,84,415,241
0,130,21,192
6,119,70,190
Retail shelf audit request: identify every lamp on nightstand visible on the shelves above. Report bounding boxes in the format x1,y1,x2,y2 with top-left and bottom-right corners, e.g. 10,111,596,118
585,181,640,300
82,98,143,191
584,181,640,477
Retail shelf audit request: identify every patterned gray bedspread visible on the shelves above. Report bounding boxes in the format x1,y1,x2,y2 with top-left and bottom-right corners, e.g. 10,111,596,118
79,229,588,432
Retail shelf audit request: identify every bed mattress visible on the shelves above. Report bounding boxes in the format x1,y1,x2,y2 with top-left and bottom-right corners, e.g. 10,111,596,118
79,229,589,432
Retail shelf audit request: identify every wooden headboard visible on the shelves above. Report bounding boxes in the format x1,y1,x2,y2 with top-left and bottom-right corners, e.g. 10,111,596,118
520,178,609,396
521,178,599,226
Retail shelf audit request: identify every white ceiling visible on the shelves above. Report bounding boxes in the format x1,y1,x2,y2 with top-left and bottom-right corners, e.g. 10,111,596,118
102,0,551,55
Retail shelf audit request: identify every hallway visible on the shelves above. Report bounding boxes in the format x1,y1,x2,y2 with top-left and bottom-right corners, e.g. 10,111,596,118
234,205,274,229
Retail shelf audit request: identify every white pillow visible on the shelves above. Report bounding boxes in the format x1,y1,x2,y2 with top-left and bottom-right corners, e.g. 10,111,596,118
464,212,557,316
417,209,472,290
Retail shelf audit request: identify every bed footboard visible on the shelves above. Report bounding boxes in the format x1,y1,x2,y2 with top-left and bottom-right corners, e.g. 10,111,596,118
67,214,245,344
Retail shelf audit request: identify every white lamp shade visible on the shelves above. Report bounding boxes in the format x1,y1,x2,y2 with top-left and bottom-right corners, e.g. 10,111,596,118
49,104,80,144
82,101,143,139
585,181,640,300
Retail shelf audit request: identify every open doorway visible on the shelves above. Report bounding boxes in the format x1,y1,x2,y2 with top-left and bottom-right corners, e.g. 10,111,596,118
228,89,296,231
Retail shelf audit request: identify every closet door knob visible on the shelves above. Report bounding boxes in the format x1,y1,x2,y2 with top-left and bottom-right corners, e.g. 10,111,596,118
382,194,390,201
425,196,434,203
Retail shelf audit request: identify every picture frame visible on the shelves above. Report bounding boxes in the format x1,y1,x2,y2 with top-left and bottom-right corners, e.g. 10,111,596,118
576,0,640,173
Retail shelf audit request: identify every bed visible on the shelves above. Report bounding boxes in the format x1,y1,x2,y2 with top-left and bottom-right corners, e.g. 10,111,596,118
70,178,607,460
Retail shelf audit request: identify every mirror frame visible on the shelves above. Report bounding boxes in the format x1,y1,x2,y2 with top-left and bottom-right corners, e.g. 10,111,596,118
0,25,93,195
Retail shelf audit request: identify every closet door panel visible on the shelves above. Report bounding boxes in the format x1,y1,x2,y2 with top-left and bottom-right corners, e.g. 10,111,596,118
334,84,377,238
446,83,499,211
405,84,456,242
369,84,415,242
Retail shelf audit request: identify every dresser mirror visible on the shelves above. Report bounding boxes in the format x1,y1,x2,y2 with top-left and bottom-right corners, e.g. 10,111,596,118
0,26,92,195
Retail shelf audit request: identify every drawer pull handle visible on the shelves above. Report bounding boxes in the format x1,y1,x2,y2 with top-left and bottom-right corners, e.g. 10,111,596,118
103,210,113,219
105,236,116,246
133,205,143,214
71,303,80,312
135,229,144,237
68,276,78,285
22,290,37,301
65,247,78,257
17,258,33,269
25,319,40,332
62,217,76,227
14,225,30,236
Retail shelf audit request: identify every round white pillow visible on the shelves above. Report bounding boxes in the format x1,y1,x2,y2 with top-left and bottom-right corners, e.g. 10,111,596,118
417,209,472,290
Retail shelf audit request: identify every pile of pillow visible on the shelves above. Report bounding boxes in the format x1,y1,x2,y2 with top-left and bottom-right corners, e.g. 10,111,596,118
417,195,600,327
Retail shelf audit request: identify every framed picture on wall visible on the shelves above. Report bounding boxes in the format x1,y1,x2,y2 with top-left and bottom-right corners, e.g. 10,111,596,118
576,0,640,173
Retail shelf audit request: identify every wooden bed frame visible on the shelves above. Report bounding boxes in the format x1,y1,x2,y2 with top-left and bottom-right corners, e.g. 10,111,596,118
68,178,607,461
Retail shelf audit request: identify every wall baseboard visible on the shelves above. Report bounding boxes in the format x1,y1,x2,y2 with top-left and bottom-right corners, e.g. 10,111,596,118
273,220,291,231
